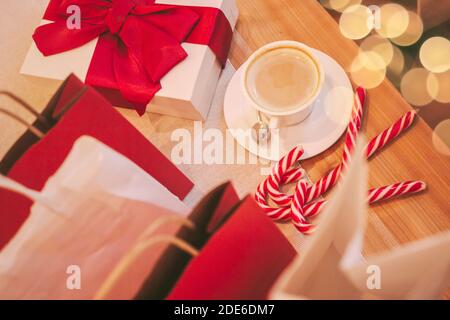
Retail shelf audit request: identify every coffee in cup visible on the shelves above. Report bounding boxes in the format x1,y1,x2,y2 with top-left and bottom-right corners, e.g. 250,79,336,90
242,41,324,128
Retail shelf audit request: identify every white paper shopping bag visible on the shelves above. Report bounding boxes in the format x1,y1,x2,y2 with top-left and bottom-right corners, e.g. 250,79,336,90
0,136,189,299
270,136,368,300
341,230,450,299
270,135,450,300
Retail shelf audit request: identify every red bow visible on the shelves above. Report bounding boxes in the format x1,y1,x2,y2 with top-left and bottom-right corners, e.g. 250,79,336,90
33,0,229,114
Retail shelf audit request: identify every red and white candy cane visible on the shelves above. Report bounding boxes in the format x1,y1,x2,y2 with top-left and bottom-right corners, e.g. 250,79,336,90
290,180,313,234
265,88,366,207
304,87,366,203
255,89,364,223
365,110,416,158
265,146,304,206
367,180,425,203
280,167,305,184
254,147,304,221
304,164,342,204
305,110,417,204
254,90,423,235
303,180,427,218
342,87,367,170
254,181,292,221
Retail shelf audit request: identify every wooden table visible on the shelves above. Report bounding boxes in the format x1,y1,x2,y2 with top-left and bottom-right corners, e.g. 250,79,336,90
227,0,450,253
0,0,449,297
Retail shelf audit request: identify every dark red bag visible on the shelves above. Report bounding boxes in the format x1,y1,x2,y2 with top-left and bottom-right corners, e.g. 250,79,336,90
167,196,297,300
0,75,193,249
135,182,240,299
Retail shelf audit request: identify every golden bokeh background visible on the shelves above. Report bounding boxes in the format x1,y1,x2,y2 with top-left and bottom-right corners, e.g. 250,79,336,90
350,51,386,88
400,68,433,107
427,70,450,104
432,119,450,156
420,37,450,73
376,3,409,39
321,0,449,154
339,4,373,39
391,11,423,46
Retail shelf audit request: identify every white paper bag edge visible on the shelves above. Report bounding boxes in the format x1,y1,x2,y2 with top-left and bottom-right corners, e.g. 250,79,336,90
341,230,450,299
44,136,190,215
269,136,368,299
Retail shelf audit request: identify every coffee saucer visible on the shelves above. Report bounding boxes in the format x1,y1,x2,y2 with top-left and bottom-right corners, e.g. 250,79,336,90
224,48,353,160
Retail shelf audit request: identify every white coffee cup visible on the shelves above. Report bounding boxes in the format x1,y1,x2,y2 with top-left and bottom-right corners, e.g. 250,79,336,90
242,41,324,128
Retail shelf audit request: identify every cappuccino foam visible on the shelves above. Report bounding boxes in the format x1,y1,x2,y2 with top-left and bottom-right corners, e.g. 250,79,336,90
246,47,320,112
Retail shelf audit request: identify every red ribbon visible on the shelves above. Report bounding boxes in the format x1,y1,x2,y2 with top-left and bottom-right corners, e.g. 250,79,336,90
33,0,233,114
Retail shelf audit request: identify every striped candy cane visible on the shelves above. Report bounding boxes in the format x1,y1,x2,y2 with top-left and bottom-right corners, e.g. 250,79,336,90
253,90,423,235
365,110,416,158
266,146,304,206
367,180,425,203
265,88,367,207
342,87,367,170
254,181,292,221
303,180,426,218
305,110,417,203
254,154,305,222
280,167,305,184
290,180,313,234
305,87,366,203
304,164,342,204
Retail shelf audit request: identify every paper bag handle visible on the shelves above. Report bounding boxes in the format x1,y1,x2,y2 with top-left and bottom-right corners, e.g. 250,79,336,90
0,91,52,138
0,91,50,126
0,174,63,214
94,216,198,300
0,107,45,139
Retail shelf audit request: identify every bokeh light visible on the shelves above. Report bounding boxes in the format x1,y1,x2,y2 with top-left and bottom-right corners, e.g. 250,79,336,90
320,0,362,12
400,68,433,106
387,45,405,85
360,35,394,67
391,11,423,47
339,5,372,40
350,51,386,88
376,3,409,39
427,70,450,103
432,119,450,156
419,37,450,73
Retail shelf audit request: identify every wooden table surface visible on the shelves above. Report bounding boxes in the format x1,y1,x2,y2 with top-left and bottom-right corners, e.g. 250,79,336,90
0,0,449,297
228,0,450,254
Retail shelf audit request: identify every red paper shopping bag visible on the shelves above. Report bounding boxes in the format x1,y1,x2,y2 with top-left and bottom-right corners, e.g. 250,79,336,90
167,196,297,300
0,136,192,299
135,182,240,299
0,75,193,249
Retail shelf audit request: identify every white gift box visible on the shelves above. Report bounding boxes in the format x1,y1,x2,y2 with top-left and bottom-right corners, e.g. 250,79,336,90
21,0,238,121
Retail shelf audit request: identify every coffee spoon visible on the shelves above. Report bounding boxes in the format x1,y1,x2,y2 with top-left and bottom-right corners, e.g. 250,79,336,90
251,111,270,144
